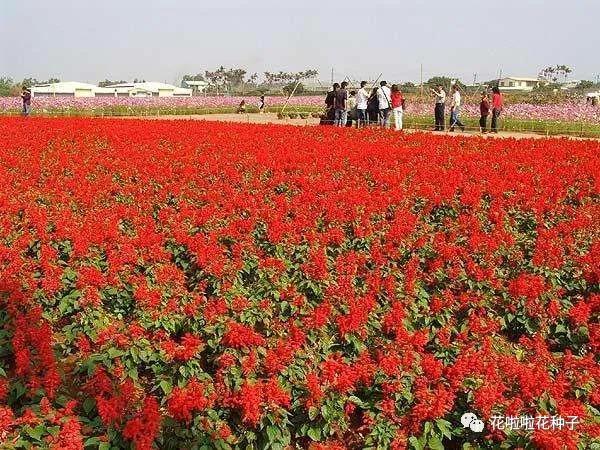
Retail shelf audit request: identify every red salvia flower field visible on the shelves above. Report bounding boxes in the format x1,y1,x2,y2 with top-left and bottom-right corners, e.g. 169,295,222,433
0,117,598,449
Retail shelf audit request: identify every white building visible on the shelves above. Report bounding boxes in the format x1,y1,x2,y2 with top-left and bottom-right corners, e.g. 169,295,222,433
31,81,114,98
560,80,581,90
104,82,192,97
31,81,192,98
181,80,209,93
498,77,543,91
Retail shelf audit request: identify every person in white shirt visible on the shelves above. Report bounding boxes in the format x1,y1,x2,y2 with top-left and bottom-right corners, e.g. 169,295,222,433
356,81,370,127
346,90,357,127
449,85,465,132
377,80,392,128
430,85,446,131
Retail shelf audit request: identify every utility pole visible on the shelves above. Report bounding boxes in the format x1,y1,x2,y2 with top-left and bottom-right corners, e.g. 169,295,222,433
331,68,334,85
420,63,423,98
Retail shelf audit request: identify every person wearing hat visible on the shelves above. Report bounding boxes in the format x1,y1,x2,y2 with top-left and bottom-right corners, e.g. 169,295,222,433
21,87,32,116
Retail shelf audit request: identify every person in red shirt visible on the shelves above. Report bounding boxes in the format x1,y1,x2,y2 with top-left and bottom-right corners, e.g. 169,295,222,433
479,92,490,133
491,86,503,133
390,84,405,131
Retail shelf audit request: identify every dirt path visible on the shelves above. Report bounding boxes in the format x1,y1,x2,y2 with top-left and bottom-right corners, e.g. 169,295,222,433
117,113,598,141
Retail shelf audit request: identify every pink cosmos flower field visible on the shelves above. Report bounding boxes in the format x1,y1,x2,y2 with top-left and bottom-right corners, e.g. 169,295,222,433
1,96,599,123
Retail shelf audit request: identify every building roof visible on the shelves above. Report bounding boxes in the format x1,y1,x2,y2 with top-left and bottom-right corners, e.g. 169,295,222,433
501,77,541,82
31,81,192,96
183,80,209,86
106,81,191,93
32,81,114,94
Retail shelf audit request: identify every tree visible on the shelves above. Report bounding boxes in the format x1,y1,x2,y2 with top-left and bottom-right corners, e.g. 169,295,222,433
246,73,259,85
98,79,127,87
539,65,572,83
20,77,60,87
576,80,596,90
224,68,247,87
425,76,466,90
182,73,205,82
205,66,228,92
0,77,14,96
264,69,318,85
283,82,305,96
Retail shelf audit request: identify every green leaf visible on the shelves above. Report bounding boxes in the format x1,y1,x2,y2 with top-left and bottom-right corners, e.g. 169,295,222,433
160,380,173,394
307,427,321,441
308,406,319,420
83,397,96,414
428,434,444,450
26,425,46,441
348,395,366,408
424,421,432,435
265,424,279,442
84,437,101,447
128,368,138,381
107,348,124,359
408,436,424,450
435,419,452,439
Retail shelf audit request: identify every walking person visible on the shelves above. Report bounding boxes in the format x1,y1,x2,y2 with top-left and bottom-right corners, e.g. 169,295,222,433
377,81,392,128
334,81,349,126
430,85,446,131
21,88,31,116
367,87,379,126
491,86,503,133
479,92,490,133
356,81,369,127
258,95,265,113
390,84,405,131
449,85,465,132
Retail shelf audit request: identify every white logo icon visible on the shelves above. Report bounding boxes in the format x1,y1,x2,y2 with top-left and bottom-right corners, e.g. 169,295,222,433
461,412,485,432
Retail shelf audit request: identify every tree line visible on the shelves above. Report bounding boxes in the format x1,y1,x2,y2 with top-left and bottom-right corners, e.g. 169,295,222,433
1,63,598,97
182,67,319,94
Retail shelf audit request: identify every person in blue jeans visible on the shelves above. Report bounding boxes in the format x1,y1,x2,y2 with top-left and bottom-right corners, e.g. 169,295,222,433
333,81,349,126
356,81,370,127
377,81,392,128
449,85,465,132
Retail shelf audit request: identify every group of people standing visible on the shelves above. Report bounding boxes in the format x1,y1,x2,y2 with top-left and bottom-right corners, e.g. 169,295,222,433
324,80,504,133
323,80,406,130
431,84,504,133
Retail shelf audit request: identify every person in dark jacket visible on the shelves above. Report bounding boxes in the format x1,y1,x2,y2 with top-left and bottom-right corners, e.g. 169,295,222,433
366,87,379,126
322,83,339,125
21,88,32,116
479,92,490,133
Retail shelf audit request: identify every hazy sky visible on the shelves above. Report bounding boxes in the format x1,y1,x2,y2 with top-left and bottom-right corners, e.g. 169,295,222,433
1,0,597,85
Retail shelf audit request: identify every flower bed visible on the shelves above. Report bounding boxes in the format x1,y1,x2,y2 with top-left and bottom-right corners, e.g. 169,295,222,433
0,95,324,112
0,118,598,449
1,96,599,124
